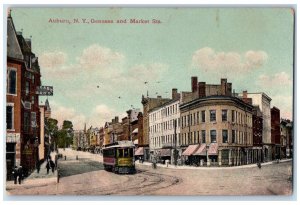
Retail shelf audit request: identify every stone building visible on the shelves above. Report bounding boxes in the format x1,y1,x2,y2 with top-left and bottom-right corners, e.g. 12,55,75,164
246,93,272,162
148,89,181,165
178,77,254,166
141,95,171,161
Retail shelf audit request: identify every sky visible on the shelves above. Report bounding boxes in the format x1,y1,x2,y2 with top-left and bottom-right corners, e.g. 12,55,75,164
9,7,294,130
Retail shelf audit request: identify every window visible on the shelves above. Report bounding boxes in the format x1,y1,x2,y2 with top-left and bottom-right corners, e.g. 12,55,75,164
222,110,227,122
25,81,30,95
24,112,30,132
232,110,235,122
210,130,217,143
31,74,35,84
201,130,206,143
197,131,200,143
222,130,228,143
8,69,17,94
232,130,236,143
197,112,199,124
6,106,13,129
201,111,205,122
210,110,216,122
31,96,35,104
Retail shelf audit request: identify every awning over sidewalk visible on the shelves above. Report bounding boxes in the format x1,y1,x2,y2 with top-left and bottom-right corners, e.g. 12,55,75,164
133,139,138,145
182,145,199,156
158,149,171,157
208,143,218,155
132,128,138,134
193,144,207,156
135,147,144,156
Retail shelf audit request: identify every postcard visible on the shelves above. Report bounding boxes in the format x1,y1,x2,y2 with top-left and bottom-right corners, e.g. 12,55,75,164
5,6,294,197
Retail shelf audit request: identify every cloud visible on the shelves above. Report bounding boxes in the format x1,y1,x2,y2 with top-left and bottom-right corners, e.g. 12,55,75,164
257,72,292,88
271,95,293,120
50,101,86,130
39,51,67,68
79,44,125,70
128,63,168,82
192,47,268,75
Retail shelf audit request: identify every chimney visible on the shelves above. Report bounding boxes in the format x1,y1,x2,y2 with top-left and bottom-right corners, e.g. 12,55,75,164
227,83,232,96
198,82,206,98
157,96,162,99
191,76,198,93
172,88,178,99
115,116,119,123
243,90,248,99
25,38,32,50
221,78,227,95
112,119,115,124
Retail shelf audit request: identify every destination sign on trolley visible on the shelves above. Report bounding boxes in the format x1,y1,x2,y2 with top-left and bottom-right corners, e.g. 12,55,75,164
36,86,53,96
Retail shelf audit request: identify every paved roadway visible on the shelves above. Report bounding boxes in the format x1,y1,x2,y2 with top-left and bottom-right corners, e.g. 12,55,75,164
5,148,293,196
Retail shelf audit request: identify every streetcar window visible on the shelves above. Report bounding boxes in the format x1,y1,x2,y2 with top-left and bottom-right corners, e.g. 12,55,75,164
129,148,133,157
124,149,129,157
118,149,124,157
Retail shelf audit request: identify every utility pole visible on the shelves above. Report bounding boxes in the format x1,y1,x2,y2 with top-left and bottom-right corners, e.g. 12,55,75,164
174,119,178,166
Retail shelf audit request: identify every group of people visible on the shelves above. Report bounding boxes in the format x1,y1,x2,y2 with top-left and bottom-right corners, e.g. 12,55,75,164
12,166,23,184
46,156,56,174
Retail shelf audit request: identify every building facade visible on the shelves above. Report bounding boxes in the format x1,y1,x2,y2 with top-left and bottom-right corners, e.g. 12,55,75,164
271,107,281,160
180,96,253,166
247,93,272,162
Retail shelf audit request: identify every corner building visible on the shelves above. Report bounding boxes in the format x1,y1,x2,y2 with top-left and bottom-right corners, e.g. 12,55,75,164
180,96,253,166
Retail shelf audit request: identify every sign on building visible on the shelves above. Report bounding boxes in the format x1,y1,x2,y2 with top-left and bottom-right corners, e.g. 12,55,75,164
36,86,53,96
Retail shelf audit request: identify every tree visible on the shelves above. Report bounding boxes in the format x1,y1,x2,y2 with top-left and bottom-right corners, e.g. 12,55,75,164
57,120,74,148
45,118,58,151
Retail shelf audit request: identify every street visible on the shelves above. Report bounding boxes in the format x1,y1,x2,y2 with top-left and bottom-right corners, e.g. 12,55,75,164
6,148,293,196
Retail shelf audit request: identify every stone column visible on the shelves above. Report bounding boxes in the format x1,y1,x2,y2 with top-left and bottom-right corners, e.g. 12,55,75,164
228,149,232,166
218,150,222,166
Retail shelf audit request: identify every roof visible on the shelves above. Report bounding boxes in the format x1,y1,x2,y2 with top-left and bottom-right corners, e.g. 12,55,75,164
182,144,199,156
193,144,206,156
208,143,218,155
7,16,24,60
148,98,180,113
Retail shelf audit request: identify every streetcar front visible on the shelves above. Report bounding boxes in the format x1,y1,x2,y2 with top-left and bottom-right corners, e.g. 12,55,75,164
116,146,135,174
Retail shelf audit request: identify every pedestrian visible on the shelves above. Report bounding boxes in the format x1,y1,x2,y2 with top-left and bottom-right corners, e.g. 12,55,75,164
46,161,50,174
257,161,261,169
18,166,23,184
50,159,55,173
12,166,18,184
36,161,40,173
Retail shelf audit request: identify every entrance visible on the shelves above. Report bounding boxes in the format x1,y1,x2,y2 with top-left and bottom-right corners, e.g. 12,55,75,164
6,143,16,180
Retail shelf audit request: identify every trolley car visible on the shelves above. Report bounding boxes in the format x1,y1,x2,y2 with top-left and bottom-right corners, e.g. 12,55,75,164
102,141,136,174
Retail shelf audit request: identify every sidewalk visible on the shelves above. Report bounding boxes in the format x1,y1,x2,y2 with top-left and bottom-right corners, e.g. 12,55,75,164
6,152,58,192
135,158,292,170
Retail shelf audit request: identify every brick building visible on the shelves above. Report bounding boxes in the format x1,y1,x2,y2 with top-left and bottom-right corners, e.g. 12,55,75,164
271,107,281,159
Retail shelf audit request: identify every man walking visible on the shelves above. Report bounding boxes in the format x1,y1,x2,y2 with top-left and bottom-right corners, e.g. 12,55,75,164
12,166,18,184
18,166,23,184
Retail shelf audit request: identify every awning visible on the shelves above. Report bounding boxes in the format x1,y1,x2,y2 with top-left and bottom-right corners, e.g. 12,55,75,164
135,147,144,156
182,145,199,156
133,139,138,145
208,143,218,155
193,144,207,156
158,149,171,157
132,128,138,134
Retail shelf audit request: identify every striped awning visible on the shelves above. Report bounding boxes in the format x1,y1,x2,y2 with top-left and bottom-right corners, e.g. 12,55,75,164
208,143,218,155
182,144,199,156
132,128,138,134
193,144,207,156
135,147,144,156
